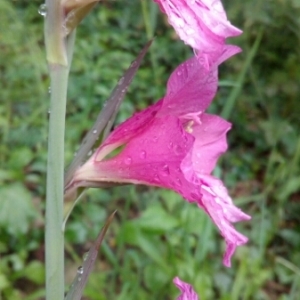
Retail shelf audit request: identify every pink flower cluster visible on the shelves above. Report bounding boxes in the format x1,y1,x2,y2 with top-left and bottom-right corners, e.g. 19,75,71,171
72,43,250,267
69,0,249,275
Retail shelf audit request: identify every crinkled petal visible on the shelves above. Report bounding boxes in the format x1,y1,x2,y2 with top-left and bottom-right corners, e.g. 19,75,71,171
197,175,251,267
154,0,242,67
173,277,199,300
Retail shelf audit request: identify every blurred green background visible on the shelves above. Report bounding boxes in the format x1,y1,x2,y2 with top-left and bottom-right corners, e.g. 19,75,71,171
0,0,300,299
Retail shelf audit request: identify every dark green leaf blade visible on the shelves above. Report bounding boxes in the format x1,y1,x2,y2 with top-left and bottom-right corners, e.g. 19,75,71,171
64,211,117,300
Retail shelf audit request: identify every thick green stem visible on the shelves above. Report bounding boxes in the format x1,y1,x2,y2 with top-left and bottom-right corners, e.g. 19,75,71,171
46,64,69,300
45,0,67,65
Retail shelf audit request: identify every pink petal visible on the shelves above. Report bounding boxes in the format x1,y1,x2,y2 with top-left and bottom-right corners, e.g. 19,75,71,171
154,0,242,67
191,113,231,174
158,57,218,117
159,45,241,117
76,116,201,200
95,100,163,160
173,277,199,300
196,175,251,267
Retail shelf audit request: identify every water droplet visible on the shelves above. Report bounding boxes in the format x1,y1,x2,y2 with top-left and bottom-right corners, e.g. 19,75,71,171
66,11,75,23
190,192,198,200
125,156,132,165
38,4,47,17
140,150,146,159
153,136,158,143
77,266,84,275
118,77,124,86
174,145,183,155
48,110,51,114
176,178,182,186
48,86,51,94
161,164,170,177
83,252,89,261
177,70,182,76
88,150,93,156
130,61,137,67
92,129,97,134
153,174,160,183
186,28,195,35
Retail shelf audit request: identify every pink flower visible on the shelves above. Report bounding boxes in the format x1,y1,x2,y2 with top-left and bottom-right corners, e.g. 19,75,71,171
153,0,242,69
173,277,199,300
70,46,250,267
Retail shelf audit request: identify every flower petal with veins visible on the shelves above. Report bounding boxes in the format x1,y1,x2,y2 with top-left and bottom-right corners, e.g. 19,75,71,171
173,277,199,300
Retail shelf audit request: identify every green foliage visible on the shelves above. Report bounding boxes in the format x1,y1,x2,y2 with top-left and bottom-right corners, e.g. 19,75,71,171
1,0,300,299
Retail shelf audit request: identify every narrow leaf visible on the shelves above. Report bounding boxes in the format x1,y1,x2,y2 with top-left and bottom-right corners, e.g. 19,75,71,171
65,40,153,187
65,210,117,300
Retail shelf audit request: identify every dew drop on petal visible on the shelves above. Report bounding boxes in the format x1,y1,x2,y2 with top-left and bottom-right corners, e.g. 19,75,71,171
190,192,198,200
174,145,183,155
140,150,147,159
153,174,160,183
77,266,84,275
92,129,97,134
38,4,47,17
176,177,182,186
125,156,132,165
161,164,170,177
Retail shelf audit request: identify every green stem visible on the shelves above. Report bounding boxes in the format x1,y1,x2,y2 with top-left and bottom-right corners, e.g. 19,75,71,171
46,64,69,300
44,0,76,293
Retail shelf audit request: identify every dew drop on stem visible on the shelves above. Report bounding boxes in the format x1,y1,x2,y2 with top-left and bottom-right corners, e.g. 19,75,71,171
77,266,84,275
118,77,124,85
83,252,89,261
38,4,47,17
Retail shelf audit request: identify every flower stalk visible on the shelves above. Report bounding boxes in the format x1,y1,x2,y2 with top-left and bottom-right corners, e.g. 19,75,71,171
44,0,71,298
45,64,68,300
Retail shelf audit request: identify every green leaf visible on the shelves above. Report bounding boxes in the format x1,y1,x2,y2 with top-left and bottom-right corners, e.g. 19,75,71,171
133,203,179,233
0,183,35,235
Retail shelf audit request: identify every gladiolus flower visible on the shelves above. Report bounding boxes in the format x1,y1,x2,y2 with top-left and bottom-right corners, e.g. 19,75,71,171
173,277,199,300
153,0,242,69
69,45,250,267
